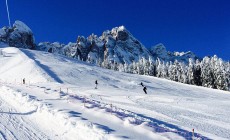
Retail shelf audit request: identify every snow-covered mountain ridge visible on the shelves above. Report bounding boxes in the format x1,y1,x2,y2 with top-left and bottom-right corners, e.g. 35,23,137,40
151,43,199,63
0,20,199,64
37,26,199,64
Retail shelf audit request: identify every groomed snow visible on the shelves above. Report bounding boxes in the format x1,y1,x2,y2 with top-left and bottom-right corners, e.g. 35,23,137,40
0,47,229,140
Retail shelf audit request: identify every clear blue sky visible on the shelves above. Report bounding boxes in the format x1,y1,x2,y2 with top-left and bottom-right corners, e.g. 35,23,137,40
0,0,229,60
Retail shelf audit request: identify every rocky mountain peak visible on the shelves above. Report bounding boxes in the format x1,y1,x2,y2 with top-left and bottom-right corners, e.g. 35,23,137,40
151,43,167,56
151,43,199,63
0,20,35,49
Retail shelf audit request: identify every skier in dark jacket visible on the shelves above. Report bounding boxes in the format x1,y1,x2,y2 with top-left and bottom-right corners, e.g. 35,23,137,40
23,78,25,84
140,82,144,87
143,86,147,94
95,80,98,89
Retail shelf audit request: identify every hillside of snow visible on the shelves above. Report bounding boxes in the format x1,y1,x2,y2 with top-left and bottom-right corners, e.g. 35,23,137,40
0,47,229,140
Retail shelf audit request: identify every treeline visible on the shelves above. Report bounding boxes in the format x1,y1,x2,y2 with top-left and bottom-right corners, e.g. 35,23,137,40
48,45,229,91
86,55,230,91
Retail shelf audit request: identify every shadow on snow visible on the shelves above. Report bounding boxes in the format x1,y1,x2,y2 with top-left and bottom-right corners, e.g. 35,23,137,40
69,95,211,140
20,49,63,83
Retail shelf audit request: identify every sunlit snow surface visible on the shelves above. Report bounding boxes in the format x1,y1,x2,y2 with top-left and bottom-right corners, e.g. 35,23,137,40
0,47,229,140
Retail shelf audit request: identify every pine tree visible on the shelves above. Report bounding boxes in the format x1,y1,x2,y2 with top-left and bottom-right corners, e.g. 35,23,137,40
162,61,168,78
156,58,164,78
144,58,150,75
118,63,124,72
194,59,202,86
182,65,188,84
226,61,230,90
132,61,138,74
212,56,228,90
168,61,174,80
171,60,180,82
177,62,186,83
201,57,214,88
187,58,195,85
123,62,129,73
137,58,144,75
148,60,155,76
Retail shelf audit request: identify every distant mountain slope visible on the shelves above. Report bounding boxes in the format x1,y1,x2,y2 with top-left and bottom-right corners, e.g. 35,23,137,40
151,43,200,63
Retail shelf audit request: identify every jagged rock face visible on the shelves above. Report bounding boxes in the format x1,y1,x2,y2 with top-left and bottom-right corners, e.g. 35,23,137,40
0,20,35,49
87,34,104,62
47,26,151,64
151,43,167,56
100,26,151,64
37,42,65,54
37,25,198,64
77,36,92,61
117,29,129,41
151,43,198,63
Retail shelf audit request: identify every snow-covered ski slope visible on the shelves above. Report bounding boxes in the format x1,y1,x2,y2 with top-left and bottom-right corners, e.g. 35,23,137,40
0,47,229,140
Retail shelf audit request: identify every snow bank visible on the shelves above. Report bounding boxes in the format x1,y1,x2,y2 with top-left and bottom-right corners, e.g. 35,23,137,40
0,86,112,140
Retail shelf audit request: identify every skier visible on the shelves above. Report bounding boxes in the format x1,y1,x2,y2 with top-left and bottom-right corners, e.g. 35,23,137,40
143,86,147,94
140,82,144,87
23,78,25,84
95,80,98,89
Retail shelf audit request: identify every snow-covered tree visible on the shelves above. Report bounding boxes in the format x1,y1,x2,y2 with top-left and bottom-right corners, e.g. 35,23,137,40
144,58,150,75
148,57,155,76
187,58,195,84
177,62,186,83
211,56,228,90
161,61,168,78
194,59,202,86
118,63,124,72
168,61,174,80
225,61,230,90
201,57,214,88
156,58,163,78
137,58,144,75
171,60,180,82
132,61,138,74
123,62,129,73
102,58,111,69
148,60,155,76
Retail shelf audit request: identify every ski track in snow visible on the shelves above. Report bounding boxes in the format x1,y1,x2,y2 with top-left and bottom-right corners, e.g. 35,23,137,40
0,96,49,140
71,94,209,140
